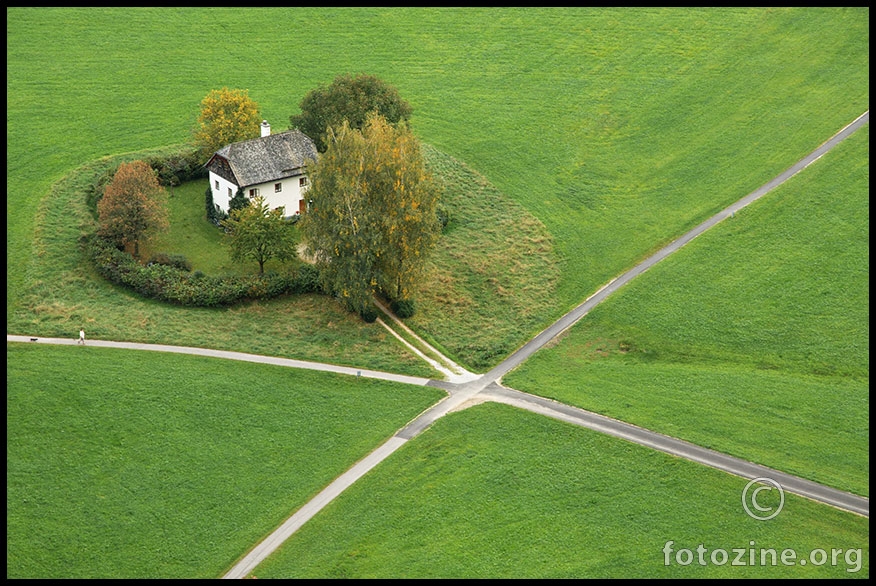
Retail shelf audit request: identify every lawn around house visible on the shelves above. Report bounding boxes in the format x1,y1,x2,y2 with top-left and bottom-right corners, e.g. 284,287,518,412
5,140,558,376
6,6,869,579
140,179,285,277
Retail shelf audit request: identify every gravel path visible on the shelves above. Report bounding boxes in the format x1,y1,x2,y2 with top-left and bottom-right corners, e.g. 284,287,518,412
7,110,869,579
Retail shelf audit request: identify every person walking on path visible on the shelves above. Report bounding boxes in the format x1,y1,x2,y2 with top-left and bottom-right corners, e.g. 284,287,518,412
78,329,85,345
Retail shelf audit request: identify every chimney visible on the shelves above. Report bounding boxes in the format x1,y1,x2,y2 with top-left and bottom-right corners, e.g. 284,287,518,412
260,120,271,137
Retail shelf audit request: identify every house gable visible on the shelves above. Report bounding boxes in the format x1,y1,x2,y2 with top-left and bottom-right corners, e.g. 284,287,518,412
206,154,237,185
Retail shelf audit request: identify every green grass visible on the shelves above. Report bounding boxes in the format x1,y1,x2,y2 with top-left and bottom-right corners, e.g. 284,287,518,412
6,147,440,378
411,146,560,370
504,126,869,496
141,179,279,276
8,8,869,337
6,7,869,578
396,7,870,312
6,343,445,578
253,403,869,578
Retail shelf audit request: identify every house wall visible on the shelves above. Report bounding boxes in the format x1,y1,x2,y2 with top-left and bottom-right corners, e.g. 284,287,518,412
254,175,310,217
209,171,239,213
209,171,310,218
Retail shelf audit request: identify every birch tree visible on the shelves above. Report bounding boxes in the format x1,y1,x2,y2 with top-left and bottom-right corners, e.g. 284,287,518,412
300,113,440,319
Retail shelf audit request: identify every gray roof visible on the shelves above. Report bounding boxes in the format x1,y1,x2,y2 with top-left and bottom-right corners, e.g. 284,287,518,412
214,129,317,188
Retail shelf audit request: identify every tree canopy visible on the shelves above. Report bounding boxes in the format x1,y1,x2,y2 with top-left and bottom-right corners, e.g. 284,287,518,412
97,160,168,258
290,73,413,152
221,195,298,275
193,87,262,162
300,112,440,319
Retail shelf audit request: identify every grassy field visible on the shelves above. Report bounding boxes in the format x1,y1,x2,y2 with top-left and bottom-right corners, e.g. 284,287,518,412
6,6,869,579
5,139,557,375
503,125,869,497
252,403,869,578
7,8,869,348
6,343,444,578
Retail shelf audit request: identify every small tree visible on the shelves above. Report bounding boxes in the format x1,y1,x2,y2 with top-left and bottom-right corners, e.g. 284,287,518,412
221,195,298,275
97,160,168,258
290,73,413,152
228,188,249,214
193,87,261,162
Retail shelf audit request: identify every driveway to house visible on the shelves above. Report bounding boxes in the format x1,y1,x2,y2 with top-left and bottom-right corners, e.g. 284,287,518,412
6,110,869,579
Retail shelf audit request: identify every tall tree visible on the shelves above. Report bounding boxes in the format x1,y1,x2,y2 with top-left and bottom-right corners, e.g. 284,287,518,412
193,87,261,162
290,73,413,152
221,195,298,275
97,160,168,258
300,113,440,318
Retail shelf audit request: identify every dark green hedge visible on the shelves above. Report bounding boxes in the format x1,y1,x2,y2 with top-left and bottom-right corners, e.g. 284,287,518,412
85,234,321,307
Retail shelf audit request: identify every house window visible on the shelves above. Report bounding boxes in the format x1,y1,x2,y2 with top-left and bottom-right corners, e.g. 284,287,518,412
249,188,259,197
228,188,232,198
214,180,219,190
275,183,282,193
300,177,308,188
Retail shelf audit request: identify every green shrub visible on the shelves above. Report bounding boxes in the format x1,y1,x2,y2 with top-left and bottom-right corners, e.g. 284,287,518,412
391,299,416,319
145,149,206,187
84,234,311,307
205,187,228,226
228,188,248,213
291,264,322,294
360,306,378,323
148,252,192,272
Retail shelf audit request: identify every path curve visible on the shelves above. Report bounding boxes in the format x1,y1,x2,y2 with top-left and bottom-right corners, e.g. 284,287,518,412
6,110,870,579
5,335,432,387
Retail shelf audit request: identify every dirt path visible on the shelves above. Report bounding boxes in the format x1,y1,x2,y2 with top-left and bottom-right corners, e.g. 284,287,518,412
7,110,870,579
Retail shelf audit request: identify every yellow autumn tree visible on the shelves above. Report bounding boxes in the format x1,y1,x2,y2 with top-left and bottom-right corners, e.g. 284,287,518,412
300,112,440,320
192,87,261,162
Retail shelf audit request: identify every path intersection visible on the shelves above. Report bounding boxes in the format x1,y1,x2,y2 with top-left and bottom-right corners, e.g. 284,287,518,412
7,110,869,579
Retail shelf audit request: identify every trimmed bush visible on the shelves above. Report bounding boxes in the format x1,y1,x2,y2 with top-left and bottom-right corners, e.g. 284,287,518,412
145,149,206,187
85,234,320,307
390,299,416,319
360,306,378,323
290,264,322,294
148,252,192,272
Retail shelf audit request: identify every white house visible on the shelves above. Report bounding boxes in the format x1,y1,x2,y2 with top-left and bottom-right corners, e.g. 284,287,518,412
205,121,318,218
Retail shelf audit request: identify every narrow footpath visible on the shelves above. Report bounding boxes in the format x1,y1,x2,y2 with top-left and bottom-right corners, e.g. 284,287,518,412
7,110,869,580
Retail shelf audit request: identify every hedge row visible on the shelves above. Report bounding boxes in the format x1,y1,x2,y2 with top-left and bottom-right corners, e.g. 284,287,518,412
85,234,321,307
